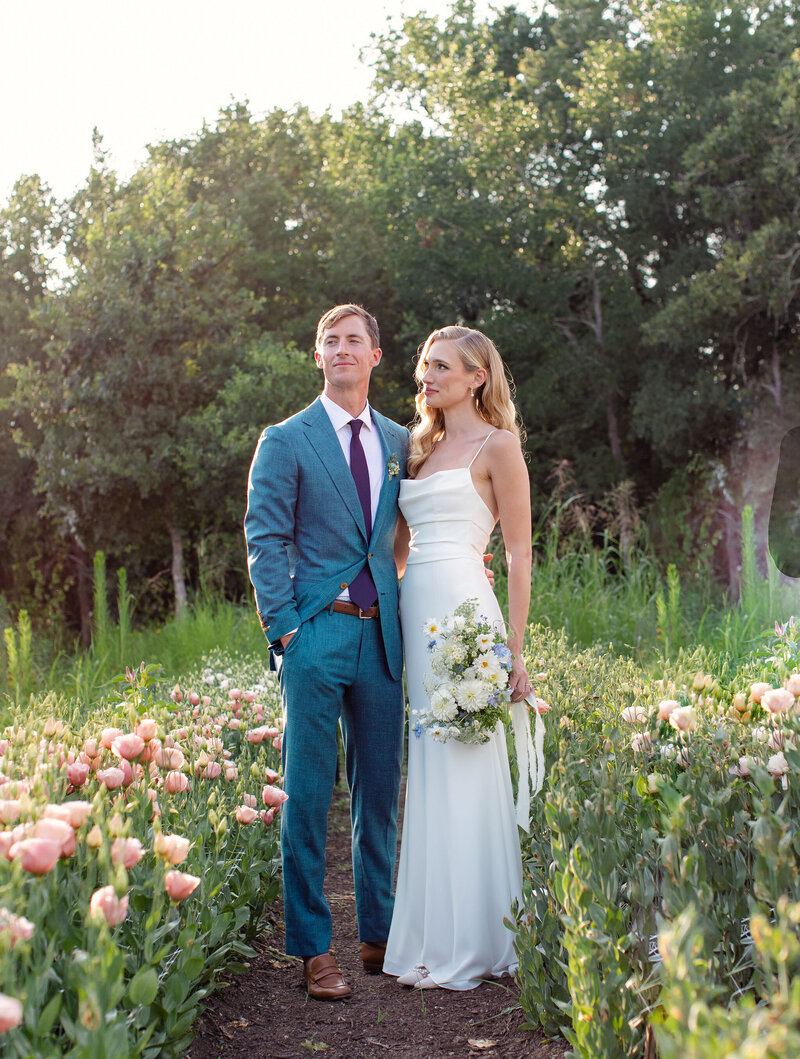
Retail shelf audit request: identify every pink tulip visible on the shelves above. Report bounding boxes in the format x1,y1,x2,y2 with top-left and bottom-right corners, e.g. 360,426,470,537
0,907,34,947
768,751,789,777
228,688,242,701
0,800,21,825
188,692,200,707
154,833,190,865
246,728,265,744
631,732,653,752
224,765,238,781
263,767,279,783
136,718,159,742
785,673,800,697
139,738,161,764
273,735,283,751
657,699,680,721
731,756,752,777
0,994,23,1033
89,885,129,926
0,834,15,859
111,837,145,869
762,688,795,715
44,801,91,828
262,785,289,808
111,733,145,761
236,805,258,824
200,762,222,780
67,762,90,788
243,690,256,703
96,767,125,790
100,727,123,750
260,808,276,825
749,682,774,704
228,717,241,730
154,746,185,771
170,685,183,703
34,818,75,857
164,771,189,794
86,825,102,847
621,706,647,723
669,706,697,732
202,696,211,708
243,793,257,808
164,869,201,902
10,837,61,874
83,738,101,758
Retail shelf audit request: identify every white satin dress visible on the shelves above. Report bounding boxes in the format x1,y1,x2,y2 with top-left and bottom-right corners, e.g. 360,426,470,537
383,441,523,990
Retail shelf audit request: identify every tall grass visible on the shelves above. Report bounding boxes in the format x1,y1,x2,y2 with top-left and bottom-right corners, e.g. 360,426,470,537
3,513,799,706
493,506,800,669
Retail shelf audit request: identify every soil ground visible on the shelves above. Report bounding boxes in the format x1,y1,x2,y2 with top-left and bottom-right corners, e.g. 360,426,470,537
189,781,568,1059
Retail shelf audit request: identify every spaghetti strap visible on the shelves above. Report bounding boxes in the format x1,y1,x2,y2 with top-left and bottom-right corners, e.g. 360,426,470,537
467,430,496,468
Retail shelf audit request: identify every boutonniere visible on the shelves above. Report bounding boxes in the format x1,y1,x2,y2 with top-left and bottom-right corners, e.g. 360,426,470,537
387,453,400,480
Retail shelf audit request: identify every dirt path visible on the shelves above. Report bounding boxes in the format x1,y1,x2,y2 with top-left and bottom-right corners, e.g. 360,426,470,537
189,782,567,1059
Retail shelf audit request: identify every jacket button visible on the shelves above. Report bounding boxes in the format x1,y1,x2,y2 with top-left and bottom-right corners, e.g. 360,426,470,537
368,553,373,559
340,582,348,590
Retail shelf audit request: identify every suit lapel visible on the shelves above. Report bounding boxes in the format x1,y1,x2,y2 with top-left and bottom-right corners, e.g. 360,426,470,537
371,412,401,543
302,398,368,539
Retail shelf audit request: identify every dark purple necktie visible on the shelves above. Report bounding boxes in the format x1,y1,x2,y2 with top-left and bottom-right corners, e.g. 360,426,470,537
348,419,378,610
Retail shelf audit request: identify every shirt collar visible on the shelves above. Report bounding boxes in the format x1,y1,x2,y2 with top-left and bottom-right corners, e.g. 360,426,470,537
320,392,373,433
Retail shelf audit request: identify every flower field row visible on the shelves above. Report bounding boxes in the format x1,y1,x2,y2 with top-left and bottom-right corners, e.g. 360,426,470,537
0,652,284,1057
514,617,800,1057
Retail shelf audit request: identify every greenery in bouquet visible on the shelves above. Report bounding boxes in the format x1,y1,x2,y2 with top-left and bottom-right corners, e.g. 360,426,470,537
413,599,512,744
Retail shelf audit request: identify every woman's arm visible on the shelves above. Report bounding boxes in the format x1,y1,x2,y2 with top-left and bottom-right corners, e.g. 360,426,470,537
487,433,533,701
394,513,410,578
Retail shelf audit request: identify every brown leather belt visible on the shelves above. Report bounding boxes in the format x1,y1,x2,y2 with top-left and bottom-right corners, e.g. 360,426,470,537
331,600,379,619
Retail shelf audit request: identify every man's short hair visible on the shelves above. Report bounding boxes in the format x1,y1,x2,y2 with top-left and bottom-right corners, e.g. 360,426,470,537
315,304,380,350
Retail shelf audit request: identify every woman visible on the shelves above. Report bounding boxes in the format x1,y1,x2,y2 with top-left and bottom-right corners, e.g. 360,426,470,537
383,325,533,990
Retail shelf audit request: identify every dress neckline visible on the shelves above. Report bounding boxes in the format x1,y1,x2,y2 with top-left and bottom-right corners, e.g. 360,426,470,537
402,467,496,523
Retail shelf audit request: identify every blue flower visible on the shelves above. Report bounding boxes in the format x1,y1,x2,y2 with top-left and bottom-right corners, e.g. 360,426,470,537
427,640,438,651
412,721,423,738
492,644,512,663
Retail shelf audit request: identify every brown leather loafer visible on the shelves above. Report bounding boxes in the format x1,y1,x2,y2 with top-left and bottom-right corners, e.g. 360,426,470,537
303,954,352,1000
361,940,387,974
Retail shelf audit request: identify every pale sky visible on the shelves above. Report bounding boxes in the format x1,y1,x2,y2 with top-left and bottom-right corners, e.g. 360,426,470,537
1,0,489,204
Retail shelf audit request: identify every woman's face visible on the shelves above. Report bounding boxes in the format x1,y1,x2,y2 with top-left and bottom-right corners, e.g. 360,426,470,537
419,340,483,409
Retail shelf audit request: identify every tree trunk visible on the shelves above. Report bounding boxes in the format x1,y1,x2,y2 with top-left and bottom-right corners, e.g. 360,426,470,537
71,542,92,647
606,397,624,469
164,507,188,619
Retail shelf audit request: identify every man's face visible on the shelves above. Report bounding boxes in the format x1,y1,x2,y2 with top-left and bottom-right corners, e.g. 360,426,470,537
315,315,382,391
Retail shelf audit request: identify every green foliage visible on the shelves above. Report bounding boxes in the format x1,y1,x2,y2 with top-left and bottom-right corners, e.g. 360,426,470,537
513,604,800,1056
654,900,800,1058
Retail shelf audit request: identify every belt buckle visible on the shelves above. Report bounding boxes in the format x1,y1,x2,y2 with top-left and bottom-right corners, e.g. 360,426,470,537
358,607,370,619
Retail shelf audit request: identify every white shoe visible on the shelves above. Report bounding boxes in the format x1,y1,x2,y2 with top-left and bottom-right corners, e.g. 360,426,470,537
413,971,439,990
396,965,431,987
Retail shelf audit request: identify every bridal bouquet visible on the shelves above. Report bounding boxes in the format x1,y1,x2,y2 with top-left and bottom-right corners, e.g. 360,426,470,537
413,599,513,744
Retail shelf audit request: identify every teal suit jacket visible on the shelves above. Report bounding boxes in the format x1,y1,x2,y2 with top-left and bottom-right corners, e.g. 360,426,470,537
244,397,409,680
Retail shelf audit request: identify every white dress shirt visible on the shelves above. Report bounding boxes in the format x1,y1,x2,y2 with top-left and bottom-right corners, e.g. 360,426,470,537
320,393,385,602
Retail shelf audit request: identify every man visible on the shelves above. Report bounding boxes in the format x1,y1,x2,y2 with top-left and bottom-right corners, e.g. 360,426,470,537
244,304,408,1000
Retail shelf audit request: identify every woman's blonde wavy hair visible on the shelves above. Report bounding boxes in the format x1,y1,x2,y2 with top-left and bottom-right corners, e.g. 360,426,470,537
407,326,522,479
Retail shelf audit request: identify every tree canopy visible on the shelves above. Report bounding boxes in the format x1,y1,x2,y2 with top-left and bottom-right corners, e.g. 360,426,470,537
2,0,799,630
